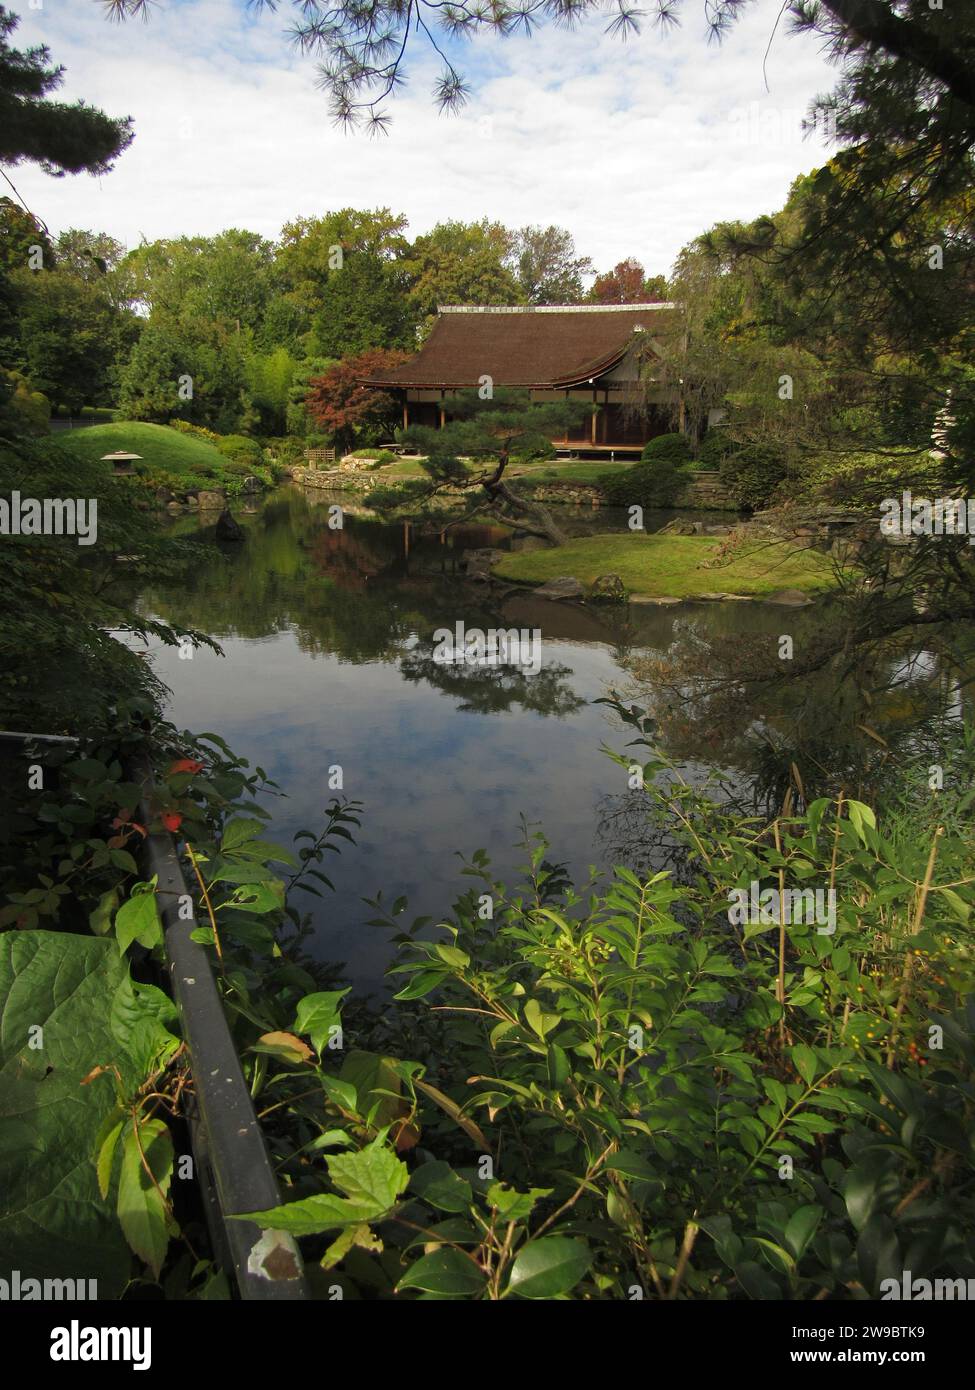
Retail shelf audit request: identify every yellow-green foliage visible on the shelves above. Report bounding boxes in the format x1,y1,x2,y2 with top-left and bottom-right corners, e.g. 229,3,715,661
167,418,223,445
3,369,51,435
791,448,950,509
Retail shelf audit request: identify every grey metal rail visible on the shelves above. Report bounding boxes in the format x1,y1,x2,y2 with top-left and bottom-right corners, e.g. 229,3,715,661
135,755,309,1299
0,730,80,745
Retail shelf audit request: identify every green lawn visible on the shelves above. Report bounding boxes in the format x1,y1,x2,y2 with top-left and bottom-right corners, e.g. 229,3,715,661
510,461,625,484
55,422,229,482
378,457,429,477
372,457,628,484
493,533,840,598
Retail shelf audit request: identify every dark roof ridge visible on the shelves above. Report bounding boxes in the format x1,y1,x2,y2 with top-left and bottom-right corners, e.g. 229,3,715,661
436,303,674,314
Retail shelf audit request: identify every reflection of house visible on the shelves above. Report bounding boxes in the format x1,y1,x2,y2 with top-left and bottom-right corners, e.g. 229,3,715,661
360,304,679,455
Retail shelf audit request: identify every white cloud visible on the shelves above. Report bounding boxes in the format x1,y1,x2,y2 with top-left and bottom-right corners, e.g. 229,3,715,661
10,0,840,274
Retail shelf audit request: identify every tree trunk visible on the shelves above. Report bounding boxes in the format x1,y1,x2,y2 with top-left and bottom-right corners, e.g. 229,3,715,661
483,478,568,545
481,448,569,546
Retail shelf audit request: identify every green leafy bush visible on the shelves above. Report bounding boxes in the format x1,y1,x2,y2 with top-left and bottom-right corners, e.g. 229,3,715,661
784,448,948,511
4,689,974,1299
346,706,975,1300
697,429,735,469
167,418,222,444
601,457,690,509
640,431,693,465
264,436,305,466
2,369,51,435
718,442,786,511
216,434,264,468
510,433,555,464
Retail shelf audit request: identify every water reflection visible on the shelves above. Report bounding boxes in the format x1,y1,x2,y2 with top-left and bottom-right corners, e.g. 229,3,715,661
133,486,972,990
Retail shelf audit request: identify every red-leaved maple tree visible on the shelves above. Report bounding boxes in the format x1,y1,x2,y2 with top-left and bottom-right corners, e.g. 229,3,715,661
305,347,410,451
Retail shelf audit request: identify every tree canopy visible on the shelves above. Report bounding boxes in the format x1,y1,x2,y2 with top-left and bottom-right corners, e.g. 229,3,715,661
1,5,132,174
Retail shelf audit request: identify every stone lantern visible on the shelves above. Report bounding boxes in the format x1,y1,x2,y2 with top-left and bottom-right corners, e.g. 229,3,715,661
101,450,142,476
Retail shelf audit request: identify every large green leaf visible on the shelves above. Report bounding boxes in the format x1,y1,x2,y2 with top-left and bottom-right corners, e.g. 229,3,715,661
506,1236,592,1299
117,1118,174,1279
328,1135,409,1210
239,1191,386,1236
338,1050,408,1128
396,1248,485,1297
221,817,265,850
0,932,132,1292
114,881,162,954
239,1136,409,1236
293,989,348,1055
409,1160,473,1213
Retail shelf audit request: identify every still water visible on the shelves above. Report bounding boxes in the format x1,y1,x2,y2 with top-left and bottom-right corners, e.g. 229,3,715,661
134,486,953,992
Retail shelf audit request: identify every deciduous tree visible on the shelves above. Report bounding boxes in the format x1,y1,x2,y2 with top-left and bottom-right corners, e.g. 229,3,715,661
589,258,667,304
507,224,592,305
304,347,410,452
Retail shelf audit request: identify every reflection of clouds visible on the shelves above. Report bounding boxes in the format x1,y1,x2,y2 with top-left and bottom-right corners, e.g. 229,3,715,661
151,625,626,991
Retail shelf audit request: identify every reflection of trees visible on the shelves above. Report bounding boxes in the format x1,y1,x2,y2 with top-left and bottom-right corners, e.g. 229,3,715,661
614,604,975,808
399,639,585,716
136,492,411,659
133,490,591,703
309,527,391,592
594,786,698,884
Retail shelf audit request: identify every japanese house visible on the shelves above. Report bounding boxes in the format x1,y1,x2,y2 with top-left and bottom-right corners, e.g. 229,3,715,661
360,303,680,455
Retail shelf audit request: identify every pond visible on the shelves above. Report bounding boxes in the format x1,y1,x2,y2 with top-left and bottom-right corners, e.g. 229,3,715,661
133,485,966,993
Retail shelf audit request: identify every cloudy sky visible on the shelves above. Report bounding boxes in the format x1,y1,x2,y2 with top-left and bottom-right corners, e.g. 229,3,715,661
10,0,840,276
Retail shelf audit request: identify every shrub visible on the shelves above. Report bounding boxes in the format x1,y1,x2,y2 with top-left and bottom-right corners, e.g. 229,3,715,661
601,457,690,509
510,435,555,464
216,434,264,468
264,437,305,466
366,450,397,469
167,418,222,444
717,443,786,511
697,429,735,469
640,431,693,465
784,448,948,511
351,704,975,1301
2,370,50,435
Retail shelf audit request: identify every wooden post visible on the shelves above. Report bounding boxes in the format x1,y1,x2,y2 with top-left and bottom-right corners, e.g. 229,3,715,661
439,390,445,430
591,387,597,445
402,400,409,430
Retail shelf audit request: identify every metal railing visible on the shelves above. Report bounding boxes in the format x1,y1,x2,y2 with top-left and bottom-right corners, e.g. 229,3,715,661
134,753,308,1300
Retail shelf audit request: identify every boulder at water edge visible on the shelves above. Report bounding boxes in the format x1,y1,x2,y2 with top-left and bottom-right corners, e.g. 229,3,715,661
216,509,245,543
589,573,627,604
534,576,584,601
